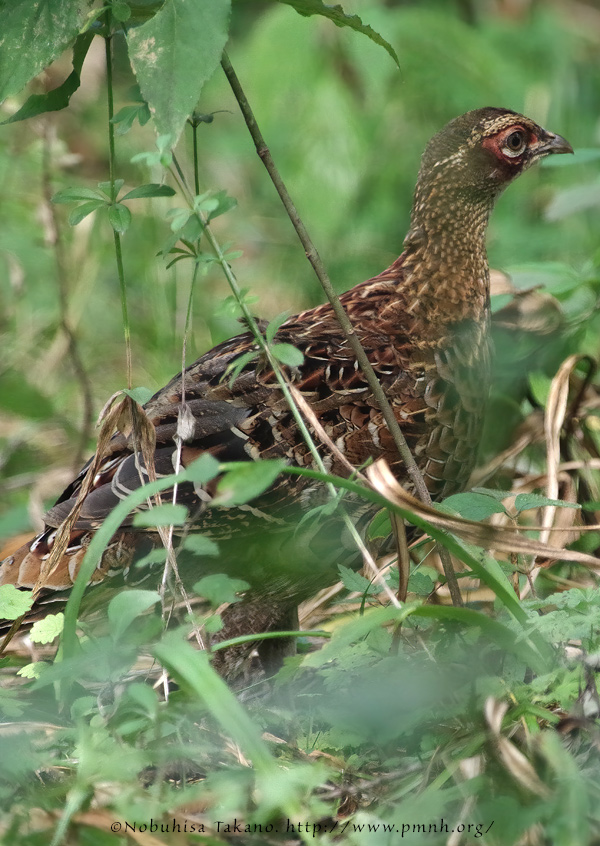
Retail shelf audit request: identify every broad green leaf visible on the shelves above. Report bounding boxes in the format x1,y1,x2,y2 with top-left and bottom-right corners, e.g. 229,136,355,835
108,202,132,234
122,386,153,405
107,589,160,640
2,31,93,124
182,535,219,557
514,493,580,513
277,0,399,67
214,459,286,506
271,343,304,368
30,613,64,644
127,0,231,144
121,183,176,200
193,574,249,607
0,585,34,620
68,200,104,226
367,509,392,539
0,0,87,102
112,0,131,21
443,492,507,521
133,503,188,527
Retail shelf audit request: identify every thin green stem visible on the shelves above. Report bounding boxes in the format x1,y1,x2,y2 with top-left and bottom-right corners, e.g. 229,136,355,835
105,17,132,388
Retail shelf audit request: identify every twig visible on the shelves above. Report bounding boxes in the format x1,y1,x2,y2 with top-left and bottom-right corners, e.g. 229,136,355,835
221,52,463,607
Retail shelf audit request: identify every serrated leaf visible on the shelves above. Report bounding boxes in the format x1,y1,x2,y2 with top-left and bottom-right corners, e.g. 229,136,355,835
214,459,286,506
133,503,188,527
122,183,176,200
2,31,93,124
0,0,87,102
0,585,34,620
443,492,507,521
338,564,376,595
68,200,104,225
277,0,399,67
122,386,153,405
193,574,249,607
407,571,435,596
127,0,231,144
182,535,219,557
271,343,304,368
107,590,160,640
17,662,46,680
514,494,580,513
108,202,132,234
30,613,64,644
266,311,290,345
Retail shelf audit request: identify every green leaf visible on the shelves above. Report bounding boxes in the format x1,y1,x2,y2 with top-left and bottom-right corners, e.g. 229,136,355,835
121,183,176,201
108,202,132,234
2,31,93,124
122,386,153,405
338,564,377,595
513,493,580,514
277,0,399,68
0,368,55,420
367,509,392,540
111,103,151,135
206,189,237,221
193,574,249,607
265,311,290,346
271,343,304,368
0,585,34,620
185,453,220,485
30,613,64,644
52,187,107,203
443,492,507,521
68,200,104,226
17,662,46,679
214,459,286,506
225,349,259,387
126,0,231,144
107,590,160,640
133,503,188,527
407,571,435,596
182,535,219,557
112,0,131,21
97,179,124,198
0,0,87,102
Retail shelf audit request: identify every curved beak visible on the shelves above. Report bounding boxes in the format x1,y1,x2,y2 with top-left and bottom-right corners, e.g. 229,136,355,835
537,131,574,157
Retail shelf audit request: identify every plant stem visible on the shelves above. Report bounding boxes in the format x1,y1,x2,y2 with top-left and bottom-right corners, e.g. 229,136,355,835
105,17,132,388
220,51,462,606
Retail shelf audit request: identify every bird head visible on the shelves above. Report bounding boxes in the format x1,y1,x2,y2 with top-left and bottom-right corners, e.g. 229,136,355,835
418,107,573,198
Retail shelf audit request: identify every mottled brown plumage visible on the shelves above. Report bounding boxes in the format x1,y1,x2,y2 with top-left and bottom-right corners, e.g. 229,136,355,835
0,108,572,645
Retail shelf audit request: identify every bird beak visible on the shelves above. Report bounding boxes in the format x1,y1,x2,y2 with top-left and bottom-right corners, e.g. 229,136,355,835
536,131,574,157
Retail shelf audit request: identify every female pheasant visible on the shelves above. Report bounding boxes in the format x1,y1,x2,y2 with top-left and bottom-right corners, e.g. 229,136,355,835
0,108,572,659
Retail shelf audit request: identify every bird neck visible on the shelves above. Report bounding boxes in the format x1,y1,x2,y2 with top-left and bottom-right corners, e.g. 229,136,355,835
400,182,495,333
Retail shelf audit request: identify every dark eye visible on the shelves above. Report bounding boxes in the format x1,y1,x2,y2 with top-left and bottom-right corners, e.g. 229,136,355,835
503,130,527,157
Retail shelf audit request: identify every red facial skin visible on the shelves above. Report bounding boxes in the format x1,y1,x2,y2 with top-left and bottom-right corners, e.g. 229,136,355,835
482,124,539,168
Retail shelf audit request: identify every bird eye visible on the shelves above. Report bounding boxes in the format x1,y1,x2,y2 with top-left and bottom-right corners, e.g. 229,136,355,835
503,130,527,157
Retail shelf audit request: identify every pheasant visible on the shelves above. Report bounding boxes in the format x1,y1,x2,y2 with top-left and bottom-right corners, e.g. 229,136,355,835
0,108,572,669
